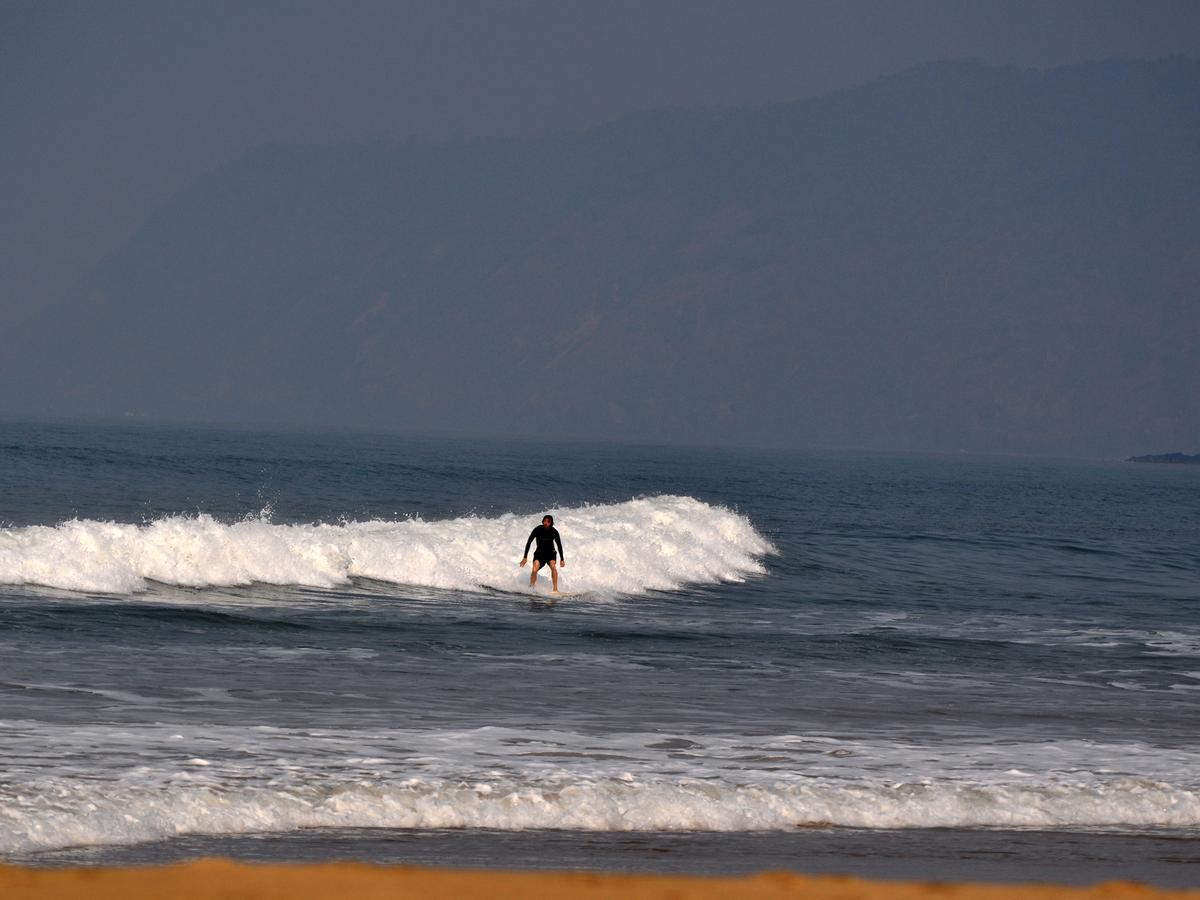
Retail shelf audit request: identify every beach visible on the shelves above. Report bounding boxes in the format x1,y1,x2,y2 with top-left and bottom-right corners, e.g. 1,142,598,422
4,861,1200,900
7,4,1199,892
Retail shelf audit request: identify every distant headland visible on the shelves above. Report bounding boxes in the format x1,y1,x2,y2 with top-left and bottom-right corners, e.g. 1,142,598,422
1127,452,1200,465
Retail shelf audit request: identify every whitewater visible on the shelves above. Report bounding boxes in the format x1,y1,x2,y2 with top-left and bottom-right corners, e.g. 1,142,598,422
0,496,772,595
4,722,1200,855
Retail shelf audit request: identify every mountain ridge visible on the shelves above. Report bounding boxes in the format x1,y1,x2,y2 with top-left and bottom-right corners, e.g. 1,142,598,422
4,57,1198,455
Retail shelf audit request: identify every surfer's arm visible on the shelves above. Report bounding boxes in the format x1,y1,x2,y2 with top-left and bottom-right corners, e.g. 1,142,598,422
521,529,537,559
554,531,564,563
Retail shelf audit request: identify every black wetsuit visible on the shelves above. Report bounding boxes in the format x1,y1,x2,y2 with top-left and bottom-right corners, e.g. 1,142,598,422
523,525,564,564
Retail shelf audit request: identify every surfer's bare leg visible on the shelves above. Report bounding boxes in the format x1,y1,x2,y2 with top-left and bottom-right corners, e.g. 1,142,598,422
529,560,542,587
548,559,559,592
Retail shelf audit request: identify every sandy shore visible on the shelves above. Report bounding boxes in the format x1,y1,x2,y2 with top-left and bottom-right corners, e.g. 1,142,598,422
2,861,1198,900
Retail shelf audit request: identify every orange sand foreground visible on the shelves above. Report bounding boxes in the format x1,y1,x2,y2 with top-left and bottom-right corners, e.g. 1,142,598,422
2,861,1198,900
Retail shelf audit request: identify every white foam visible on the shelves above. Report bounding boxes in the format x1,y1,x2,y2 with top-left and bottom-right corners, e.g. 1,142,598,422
3,773,1198,855
3,722,1199,854
0,496,773,595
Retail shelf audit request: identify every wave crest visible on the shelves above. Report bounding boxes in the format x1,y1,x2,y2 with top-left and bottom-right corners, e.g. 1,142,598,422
0,496,773,595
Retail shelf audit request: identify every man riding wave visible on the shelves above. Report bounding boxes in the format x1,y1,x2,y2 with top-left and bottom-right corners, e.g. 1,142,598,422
520,515,565,592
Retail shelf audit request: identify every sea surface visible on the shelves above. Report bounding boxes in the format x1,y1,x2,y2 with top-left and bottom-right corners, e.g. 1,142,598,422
1,420,1198,884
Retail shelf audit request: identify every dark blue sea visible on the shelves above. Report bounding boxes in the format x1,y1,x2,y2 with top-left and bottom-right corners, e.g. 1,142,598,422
1,420,1198,884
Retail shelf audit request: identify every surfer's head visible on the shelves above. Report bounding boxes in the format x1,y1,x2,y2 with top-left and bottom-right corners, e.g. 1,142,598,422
542,515,554,527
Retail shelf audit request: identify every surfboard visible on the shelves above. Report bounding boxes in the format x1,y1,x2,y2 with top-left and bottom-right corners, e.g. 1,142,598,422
487,586,590,599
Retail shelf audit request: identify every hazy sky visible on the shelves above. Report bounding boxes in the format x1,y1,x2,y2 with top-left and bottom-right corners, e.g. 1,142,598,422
3,0,1199,329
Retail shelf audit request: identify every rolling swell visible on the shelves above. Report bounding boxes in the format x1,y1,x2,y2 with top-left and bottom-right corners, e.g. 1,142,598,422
0,496,772,596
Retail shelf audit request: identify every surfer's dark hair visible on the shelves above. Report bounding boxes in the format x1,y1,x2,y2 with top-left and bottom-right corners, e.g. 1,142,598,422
543,514,554,525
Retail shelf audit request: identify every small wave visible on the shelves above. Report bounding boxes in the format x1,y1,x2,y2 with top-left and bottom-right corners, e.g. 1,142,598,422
3,774,1198,854
0,496,773,596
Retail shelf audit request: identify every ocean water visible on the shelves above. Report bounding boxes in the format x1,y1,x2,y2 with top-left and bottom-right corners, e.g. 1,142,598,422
1,420,1198,882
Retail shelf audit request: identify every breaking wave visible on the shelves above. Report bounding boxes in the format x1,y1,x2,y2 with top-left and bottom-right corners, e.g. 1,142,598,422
4,774,1198,855
0,495,772,595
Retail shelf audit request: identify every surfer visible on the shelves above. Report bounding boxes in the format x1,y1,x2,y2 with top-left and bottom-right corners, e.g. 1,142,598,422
520,515,565,592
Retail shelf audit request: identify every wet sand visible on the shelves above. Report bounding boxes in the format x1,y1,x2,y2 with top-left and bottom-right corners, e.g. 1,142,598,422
3,861,1200,900
15,827,1200,888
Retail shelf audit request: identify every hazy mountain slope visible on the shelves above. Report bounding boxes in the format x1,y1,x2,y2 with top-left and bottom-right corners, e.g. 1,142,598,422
4,58,1197,455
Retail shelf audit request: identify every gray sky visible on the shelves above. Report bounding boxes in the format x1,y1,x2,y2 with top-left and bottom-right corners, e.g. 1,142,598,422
3,0,1199,330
